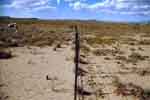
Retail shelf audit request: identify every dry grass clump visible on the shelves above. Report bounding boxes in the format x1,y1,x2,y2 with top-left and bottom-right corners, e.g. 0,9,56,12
138,39,150,45
121,37,138,45
0,36,20,47
141,90,150,100
28,34,56,46
92,49,107,56
115,55,127,61
0,26,23,47
127,52,149,64
0,92,9,100
83,75,105,99
115,52,149,64
114,83,143,97
77,86,94,96
93,48,123,56
1,18,150,47
85,36,117,46
0,22,73,47
23,29,72,46
138,69,150,76
141,33,150,37
112,76,149,99
80,43,91,54
114,82,150,100
95,89,105,99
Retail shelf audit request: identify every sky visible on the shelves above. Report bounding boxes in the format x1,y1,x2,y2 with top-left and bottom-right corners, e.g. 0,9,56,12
0,0,150,22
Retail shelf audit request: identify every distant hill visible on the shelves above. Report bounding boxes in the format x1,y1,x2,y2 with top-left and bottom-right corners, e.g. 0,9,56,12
1,16,150,25
0,16,39,22
0,16,150,27
143,21,150,25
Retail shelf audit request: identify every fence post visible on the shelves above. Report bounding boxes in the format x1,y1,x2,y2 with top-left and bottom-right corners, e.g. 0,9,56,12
74,25,80,100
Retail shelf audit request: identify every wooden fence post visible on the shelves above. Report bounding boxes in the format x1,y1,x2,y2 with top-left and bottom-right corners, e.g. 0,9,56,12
74,25,80,100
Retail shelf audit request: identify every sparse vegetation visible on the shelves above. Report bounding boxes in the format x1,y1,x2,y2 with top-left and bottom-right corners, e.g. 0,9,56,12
93,48,124,56
86,36,117,46
127,52,149,63
114,82,150,100
1,17,150,47
115,55,127,61
114,83,143,97
114,52,149,64
0,17,150,100
80,43,91,54
138,39,150,45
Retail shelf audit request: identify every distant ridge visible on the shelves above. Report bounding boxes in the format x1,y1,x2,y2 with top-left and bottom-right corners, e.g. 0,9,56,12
0,16,11,19
0,16,39,21
0,16,150,25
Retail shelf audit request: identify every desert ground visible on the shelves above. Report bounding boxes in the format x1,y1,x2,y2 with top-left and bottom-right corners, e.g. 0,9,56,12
0,18,150,100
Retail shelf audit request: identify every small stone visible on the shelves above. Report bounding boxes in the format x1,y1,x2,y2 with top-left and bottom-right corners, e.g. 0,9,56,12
0,50,12,59
46,75,58,80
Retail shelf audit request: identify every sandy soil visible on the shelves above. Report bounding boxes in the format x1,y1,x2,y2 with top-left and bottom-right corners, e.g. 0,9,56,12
0,46,75,100
0,36,150,100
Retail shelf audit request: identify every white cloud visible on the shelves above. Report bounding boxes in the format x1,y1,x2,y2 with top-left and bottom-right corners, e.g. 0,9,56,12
1,0,150,17
69,0,150,16
69,1,86,10
32,5,56,11
2,0,56,12
69,0,111,10
64,0,87,3
57,0,60,4
64,0,75,2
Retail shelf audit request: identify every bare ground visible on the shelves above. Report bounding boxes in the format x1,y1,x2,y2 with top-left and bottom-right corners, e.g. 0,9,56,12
0,20,150,100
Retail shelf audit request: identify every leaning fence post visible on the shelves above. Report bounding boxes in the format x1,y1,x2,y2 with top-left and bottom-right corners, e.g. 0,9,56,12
74,25,80,100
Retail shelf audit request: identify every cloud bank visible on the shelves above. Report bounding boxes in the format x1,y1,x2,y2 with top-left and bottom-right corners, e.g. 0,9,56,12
1,0,57,12
68,0,150,16
1,0,150,18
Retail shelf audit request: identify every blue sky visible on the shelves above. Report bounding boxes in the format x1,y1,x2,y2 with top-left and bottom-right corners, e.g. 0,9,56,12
0,0,150,22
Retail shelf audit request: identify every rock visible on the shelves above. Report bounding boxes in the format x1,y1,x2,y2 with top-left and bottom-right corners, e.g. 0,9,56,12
46,75,58,81
53,42,63,51
0,50,12,59
80,53,87,58
51,82,69,93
